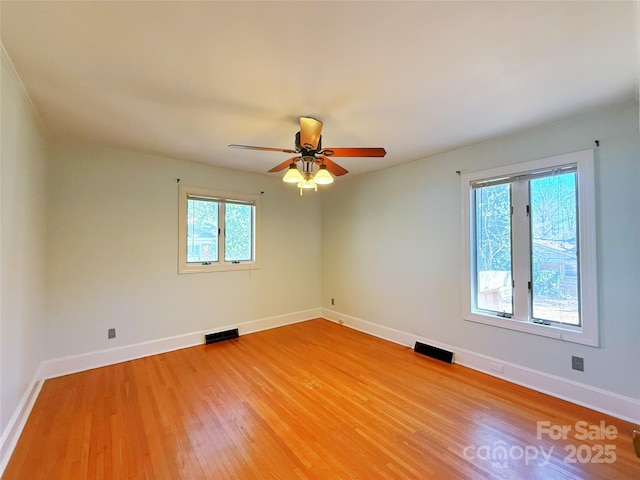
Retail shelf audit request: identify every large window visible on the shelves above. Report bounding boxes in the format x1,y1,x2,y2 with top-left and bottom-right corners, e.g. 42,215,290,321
178,186,260,273
461,150,598,346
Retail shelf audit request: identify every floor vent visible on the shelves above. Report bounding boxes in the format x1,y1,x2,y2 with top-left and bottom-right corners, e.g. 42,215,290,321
414,341,454,364
205,328,239,345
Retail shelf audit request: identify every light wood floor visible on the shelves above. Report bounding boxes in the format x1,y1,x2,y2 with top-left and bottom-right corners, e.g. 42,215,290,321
3,319,639,479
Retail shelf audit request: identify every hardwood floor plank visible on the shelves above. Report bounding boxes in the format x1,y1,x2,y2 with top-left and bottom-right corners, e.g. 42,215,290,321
3,319,638,479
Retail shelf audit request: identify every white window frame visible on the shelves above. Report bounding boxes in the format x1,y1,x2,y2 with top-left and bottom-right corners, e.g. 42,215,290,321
178,185,261,274
461,150,598,347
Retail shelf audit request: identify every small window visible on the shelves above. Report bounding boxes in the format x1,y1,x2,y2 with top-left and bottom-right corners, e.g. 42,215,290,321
461,150,598,346
179,186,260,273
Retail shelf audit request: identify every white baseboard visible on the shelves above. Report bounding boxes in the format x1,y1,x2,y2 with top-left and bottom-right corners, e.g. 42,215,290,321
40,308,322,380
321,308,640,424
0,365,44,475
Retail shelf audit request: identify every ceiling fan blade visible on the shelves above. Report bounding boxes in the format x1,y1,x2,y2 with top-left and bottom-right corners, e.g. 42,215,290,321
320,147,386,158
318,156,348,176
299,117,323,150
268,156,299,173
229,144,298,154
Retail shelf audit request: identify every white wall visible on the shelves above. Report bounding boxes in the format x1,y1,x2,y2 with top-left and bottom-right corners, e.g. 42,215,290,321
45,144,321,359
321,102,640,400
0,56,48,433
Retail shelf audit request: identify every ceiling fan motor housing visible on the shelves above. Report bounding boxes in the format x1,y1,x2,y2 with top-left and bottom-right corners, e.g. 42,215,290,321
295,131,322,156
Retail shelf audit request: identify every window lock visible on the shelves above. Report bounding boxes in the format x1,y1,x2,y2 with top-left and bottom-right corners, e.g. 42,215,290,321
533,319,551,326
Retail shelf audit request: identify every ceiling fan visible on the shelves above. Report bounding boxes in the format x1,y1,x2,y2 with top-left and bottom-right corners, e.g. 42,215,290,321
229,116,386,193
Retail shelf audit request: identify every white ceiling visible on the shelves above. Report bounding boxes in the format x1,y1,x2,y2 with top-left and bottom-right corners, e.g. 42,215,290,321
1,1,638,176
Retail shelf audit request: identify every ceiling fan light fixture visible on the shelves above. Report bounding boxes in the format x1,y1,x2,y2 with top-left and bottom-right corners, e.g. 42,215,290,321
297,178,317,196
313,164,333,184
297,178,317,190
282,163,304,183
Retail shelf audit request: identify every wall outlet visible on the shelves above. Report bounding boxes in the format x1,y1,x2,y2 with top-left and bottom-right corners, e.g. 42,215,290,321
571,355,584,372
108,328,116,339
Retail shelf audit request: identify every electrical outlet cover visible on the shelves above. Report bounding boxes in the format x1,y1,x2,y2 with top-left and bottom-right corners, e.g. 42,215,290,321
571,355,584,371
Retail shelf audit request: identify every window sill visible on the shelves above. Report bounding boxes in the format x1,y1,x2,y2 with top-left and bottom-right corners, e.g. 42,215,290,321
179,262,260,274
464,312,598,347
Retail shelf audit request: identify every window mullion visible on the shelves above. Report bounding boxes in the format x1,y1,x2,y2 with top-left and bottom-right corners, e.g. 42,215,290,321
219,202,226,263
510,181,531,322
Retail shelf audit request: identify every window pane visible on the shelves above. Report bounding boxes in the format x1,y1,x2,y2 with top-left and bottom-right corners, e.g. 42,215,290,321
187,199,218,262
225,203,253,262
474,184,513,314
530,173,579,325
